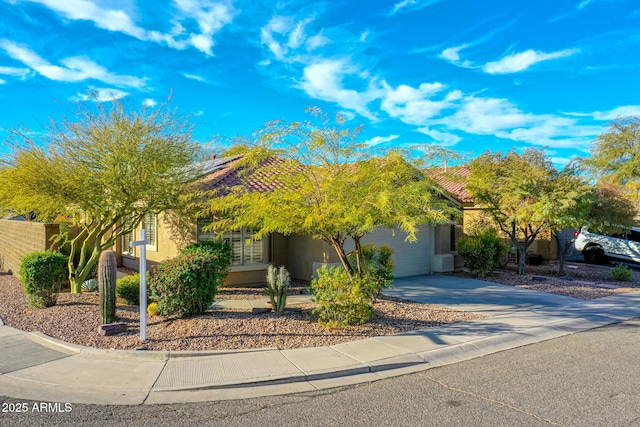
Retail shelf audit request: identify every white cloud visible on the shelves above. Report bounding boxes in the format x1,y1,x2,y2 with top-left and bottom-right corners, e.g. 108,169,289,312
299,59,380,120
577,0,594,9
0,66,31,77
416,127,462,147
173,0,235,56
363,134,399,146
25,0,145,37
0,78,5,84
260,15,322,61
440,96,534,134
435,97,599,149
143,98,157,107
391,0,441,15
381,82,456,125
22,0,235,56
483,49,579,74
592,105,640,120
0,39,146,87
183,73,206,82
438,45,474,68
72,88,129,102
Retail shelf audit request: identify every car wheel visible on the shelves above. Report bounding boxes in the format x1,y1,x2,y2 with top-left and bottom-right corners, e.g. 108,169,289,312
583,247,604,264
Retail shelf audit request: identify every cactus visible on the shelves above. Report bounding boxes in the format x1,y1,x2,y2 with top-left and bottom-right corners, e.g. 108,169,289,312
82,278,99,292
98,251,117,324
265,265,290,316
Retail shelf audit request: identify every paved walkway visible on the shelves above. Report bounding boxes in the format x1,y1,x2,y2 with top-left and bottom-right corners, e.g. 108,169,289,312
1,275,640,405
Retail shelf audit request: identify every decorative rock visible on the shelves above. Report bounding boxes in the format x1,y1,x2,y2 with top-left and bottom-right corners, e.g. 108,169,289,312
135,345,149,351
98,322,128,336
560,275,573,281
531,275,547,281
252,307,271,314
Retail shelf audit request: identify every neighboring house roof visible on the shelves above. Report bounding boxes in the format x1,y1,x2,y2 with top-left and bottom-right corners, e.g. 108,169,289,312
426,166,473,204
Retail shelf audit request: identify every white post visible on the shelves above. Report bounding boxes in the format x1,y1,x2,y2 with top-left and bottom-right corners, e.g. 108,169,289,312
130,229,149,342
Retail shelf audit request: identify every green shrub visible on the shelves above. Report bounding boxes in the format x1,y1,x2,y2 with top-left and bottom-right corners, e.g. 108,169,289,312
116,274,141,305
457,229,508,278
180,240,232,289
148,251,220,318
611,263,633,282
20,251,68,308
82,278,99,292
347,244,394,300
310,266,374,329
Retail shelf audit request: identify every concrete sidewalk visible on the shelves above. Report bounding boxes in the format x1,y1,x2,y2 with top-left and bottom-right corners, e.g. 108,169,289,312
1,275,640,406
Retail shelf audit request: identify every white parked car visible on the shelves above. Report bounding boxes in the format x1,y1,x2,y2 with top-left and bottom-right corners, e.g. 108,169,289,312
574,226,640,264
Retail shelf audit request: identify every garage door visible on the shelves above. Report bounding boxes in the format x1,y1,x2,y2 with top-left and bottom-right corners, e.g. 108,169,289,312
344,226,431,278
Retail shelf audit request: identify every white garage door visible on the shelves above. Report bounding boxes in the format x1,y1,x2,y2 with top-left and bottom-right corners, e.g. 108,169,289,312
344,226,431,278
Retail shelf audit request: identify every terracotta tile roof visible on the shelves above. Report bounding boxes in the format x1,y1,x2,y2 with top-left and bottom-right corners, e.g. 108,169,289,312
197,156,293,194
426,166,473,204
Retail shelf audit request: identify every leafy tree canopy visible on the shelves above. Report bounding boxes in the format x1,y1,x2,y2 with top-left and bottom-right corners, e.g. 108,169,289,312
207,108,460,278
0,97,202,292
467,148,586,275
578,116,640,211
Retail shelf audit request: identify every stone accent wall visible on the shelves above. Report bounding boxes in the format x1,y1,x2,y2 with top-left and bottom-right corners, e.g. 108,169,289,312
0,220,59,275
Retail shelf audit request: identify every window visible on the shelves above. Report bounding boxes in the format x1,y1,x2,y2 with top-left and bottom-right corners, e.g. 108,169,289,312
121,217,135,256
141,213,157,251
196,217,215,242
195,219,264,266
222,228,263,266
122,229,135,256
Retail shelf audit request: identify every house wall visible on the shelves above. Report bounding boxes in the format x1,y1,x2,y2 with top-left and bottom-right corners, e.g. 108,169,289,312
0,219,59,275
121,212,181,271
286,225,440,281
286,234,337,282
461,206,558,261
121,215,289,287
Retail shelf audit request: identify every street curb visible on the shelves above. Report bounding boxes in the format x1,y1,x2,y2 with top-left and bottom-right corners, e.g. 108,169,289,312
27,331,280,360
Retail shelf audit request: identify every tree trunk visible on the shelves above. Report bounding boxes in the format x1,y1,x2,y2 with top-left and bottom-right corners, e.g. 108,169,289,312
553,231,573,276
353,237,366,277
517,245,527,275
330,237,353,278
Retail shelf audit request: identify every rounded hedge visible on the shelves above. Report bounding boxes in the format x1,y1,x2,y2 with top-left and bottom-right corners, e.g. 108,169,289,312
148,251,221,318
20,251,68,308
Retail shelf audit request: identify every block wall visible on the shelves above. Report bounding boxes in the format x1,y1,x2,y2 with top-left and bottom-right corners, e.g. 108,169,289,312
0,219,59,275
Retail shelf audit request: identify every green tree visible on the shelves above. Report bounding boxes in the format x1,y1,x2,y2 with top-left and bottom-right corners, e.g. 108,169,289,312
467,149,585,275
208,108,459,278
579,116,640,211
0,99,201,292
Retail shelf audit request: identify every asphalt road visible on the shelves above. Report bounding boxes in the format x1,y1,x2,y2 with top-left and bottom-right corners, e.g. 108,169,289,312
2,318,640,427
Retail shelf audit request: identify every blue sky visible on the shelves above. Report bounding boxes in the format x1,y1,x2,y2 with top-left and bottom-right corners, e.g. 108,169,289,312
1,0,639,165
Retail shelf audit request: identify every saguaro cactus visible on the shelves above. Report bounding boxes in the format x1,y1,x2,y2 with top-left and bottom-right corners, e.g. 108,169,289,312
98,251,117,324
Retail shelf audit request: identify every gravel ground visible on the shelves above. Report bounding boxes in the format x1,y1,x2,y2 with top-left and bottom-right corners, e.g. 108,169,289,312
451,261,640,300
2,262,637,352
0,272,482,351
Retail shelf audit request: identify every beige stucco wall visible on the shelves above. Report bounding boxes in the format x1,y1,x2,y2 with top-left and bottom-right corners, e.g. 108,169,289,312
120,215,291,287
0,219,59,275
286,234,337,282
461,206,558,261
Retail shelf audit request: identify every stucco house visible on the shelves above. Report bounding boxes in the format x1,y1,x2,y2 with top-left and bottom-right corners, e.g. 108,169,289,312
429,166,558,263
116,155,461,286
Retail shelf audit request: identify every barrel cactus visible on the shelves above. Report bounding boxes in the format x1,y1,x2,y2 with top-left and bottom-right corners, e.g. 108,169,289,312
98,251,117,324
